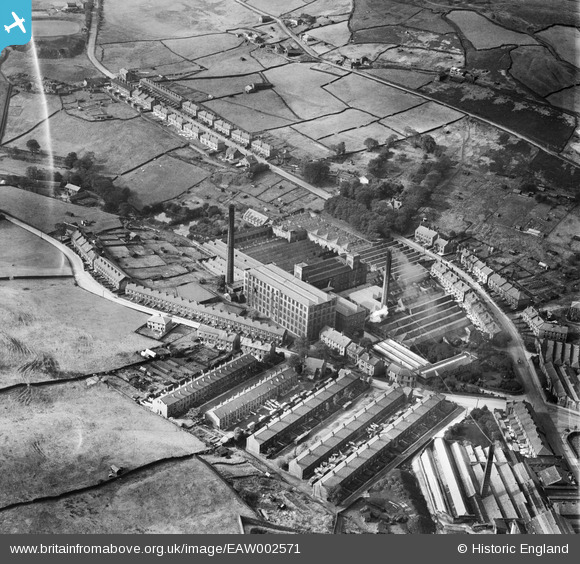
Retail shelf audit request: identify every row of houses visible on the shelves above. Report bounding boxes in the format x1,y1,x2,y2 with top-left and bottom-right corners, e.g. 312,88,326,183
414,225,454,255
460,250,530,310
520,306,569,342
196,323,276,360
110,71,276,158
536,340,580,410
431,261,501,338
125,283,287,344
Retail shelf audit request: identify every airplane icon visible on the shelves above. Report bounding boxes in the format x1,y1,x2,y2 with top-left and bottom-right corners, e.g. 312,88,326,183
4,12,26,34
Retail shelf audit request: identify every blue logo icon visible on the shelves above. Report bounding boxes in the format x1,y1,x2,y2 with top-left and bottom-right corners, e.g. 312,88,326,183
1,0,32,54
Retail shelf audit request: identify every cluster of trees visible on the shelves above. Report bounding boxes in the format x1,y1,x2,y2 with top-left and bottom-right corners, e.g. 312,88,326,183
301,160,330,186
324,195,390,238
444,406,501,445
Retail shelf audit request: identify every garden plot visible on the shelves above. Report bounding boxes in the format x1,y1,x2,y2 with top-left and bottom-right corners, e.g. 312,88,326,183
163,33,243,61
306,21,351,47
350,0,421,32
0,380,206,508
354,26,463,54
3,92,61,143
121,154,209,210
323,43,395,63
264,64,347,119
380,102,464,135
535,25,580,67
364,68,434,89
292,109,377,140
10,113,184,175
320,122,400,152
546,212,580,253
325,73,423,117
100,41,186,71
375,46,464,70
548,86,580,114
510,46,579,97
98,0,256,43
447,10,538,50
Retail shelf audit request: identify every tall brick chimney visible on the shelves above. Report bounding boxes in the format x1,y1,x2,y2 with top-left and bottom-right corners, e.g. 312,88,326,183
226,204,235,285
381,249,391,308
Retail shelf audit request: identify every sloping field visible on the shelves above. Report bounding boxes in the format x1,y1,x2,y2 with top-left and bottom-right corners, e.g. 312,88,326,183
121,154,209,209
510,46,579,97
320,122,401,152
547,85,580,113
100,41,188,71
0,380,206,508
0,186,120,233
3,92,62,143
447,10,538,50
193,45,269,78
9,113,184,175
163,33,243,61
307,21,351,47
325,73,423,117
264,64,347,119
375,46,464,70
324,43,395,63
535,25,580,67
0,278,155,387
380,102,464,134
354,26,462,53
248,0,306,14
270,126,331,159
0,456,253,534
350,0,421,32
288,0,352,18
292,109,377,140
177,74,265,98
405,9,455,34
364,68,433,89
98,0,256,42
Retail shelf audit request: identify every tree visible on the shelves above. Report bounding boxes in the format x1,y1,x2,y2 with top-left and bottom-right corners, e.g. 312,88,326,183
26,139,40,155
420,134,437,154
331,141,346,156
385,134,398,149
359,337,372,350
364,137,379,152
64,152,78,169
301,160,329,186
26,166,43,181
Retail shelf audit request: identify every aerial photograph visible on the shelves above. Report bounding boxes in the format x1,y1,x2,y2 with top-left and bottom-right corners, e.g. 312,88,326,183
0,0,579,536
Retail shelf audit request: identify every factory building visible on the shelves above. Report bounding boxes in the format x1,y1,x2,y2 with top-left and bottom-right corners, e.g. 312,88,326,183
293,253,367,293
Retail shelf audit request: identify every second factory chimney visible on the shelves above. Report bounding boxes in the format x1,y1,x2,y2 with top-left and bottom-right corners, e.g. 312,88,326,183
226,204,235,285
381,249,391,308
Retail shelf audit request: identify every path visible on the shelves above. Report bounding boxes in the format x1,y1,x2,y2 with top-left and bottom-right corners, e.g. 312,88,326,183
86,0,115,79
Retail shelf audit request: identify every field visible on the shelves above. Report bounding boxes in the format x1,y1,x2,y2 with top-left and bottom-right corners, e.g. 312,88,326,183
325,73,423,117
98,0,256,43
268,126,331,160
2,92,62,144
9,113,185,174
287,0,352,18
0,455,253,534
447,10,538,50
324,43,395,63
0,186,121,233
120,153,209,209
364,68,434,89
175,74,264,99
380,102,465,135
535,25,580,67
350,0,421,31
193,45,271,78
248,0,306,14
307,21,351,47
509,46,579,97
354,26,462,54
0,380,206,508
264,64,347,119
32,19,82,37
292,109,377,140
0,222,72,278
320,121,400,152
374,46,464,70
0,278,157,387
405,9,455,34
163,33,243,61
548,86,580,114
99,41,193,72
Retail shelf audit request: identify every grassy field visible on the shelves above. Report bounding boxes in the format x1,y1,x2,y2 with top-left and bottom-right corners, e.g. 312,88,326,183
121,153,209,209
100,41,189,71
10,113,185,174
163,33,243,61
509,46,579,97
287,0,352,18
325,73,423,117
264,64,347,120
248,0,306,14
99,0,256,43
175,73,264,99
324,43,395,63
268,126,331,159
447,10,538,50
548,86,580,114
193,45,269,78
0,380,206,508
535,25,579,67
375,46,464,70
0,186,121,233
0,222,72,278
405,9,455,34
350,0,421,31
380,102,464,135
292,108,377,140
320,121,400,152
307,21,351,47
364,68,434,89
0,278,157,387
3,92,62,144
354,26,462,54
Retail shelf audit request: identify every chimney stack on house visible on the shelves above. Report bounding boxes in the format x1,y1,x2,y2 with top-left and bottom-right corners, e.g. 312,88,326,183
226,204,235,285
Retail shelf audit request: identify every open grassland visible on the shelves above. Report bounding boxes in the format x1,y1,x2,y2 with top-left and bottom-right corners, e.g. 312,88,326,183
204,91,298,131
350,0,421,31
0,381,206,508
0,186,120,233
375,46,464,70
121,154,209,209
0,222,72,278
0,456,253,534
0,278,156,387
354,26,462,54
10,113,184,174
248,0,306,15
268,126,331,159
535,26,580,67
99,41,189,71
364,68,434,89
509,46,579,97
264,64,347,119
319,121,400,152
193,45,271,78
98,0,256,43
306,21,351,47
447,10,538,50
292,109,377,140
325,73,423,117
163,33,243,61
380,102,464,135
175,73,264,98
288,0,352,18
405,10,455,34
324,43,395,63
3,92,61,143
548,86,580,114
